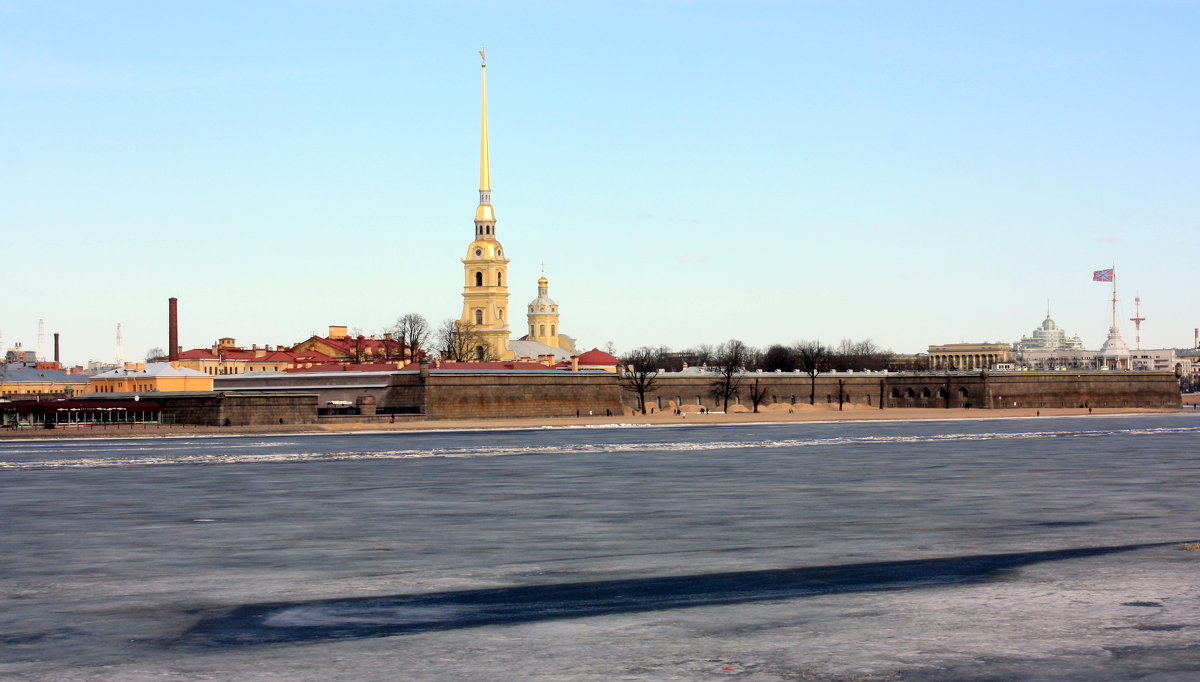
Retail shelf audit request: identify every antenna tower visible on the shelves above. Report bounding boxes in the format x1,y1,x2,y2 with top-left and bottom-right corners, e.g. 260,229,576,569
1129,296,1145,351
37,319,46,362
115,323,124,365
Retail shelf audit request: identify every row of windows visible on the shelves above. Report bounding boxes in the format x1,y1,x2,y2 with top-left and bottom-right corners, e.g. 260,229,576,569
529,324,556,337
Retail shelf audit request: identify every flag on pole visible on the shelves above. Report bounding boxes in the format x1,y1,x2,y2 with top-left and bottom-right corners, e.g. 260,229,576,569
1092,268,1114,282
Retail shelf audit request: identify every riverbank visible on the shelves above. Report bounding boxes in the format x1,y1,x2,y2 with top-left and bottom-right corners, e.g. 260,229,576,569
0,406,1185,440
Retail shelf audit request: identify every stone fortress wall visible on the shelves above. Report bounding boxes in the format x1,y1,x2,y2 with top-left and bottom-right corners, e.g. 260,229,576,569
201,369,1183,422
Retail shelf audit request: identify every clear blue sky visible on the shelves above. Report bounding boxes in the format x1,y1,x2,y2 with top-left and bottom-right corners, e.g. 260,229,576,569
2,0,1197,364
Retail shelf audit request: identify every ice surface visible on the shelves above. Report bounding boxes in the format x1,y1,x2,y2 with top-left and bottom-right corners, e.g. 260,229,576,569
2,413,1199,680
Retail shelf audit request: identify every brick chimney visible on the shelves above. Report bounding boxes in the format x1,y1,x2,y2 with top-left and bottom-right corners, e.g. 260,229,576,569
168,297,179,361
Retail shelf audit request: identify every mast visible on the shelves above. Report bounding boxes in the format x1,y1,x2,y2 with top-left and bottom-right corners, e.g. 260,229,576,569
1129,295,1145,351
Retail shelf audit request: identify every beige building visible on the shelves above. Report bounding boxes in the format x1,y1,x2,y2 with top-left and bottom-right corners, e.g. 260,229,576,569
87,362,213,393
928,343,1015,370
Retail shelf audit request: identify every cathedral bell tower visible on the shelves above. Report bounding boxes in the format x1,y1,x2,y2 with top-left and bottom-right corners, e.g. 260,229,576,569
459,50,515,361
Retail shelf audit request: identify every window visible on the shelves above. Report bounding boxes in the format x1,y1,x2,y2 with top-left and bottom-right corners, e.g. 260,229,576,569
475,272,483,287
550,324,555,336
539,324,546,337
497,309,503,319
497,272,503,286
530,325,535,336
475,309,483,325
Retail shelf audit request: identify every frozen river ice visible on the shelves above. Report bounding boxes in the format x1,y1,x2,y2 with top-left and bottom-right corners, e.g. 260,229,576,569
2,413,1199,680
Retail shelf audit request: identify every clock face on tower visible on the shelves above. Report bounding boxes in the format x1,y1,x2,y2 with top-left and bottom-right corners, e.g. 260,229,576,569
475,248,482,257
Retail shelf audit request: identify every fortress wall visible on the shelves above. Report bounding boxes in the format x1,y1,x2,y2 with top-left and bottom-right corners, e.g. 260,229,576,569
637,374,887,412
147,393,321,425
218,394,320,425
423,372,624,419
882,372,1181,409
636,372,1180,412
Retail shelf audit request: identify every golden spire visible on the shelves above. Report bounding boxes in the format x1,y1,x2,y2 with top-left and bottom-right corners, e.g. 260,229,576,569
479,49,490,193
474,48,495,223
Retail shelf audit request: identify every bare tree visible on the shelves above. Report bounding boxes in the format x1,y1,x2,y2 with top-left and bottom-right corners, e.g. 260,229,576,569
747,377,769,413
436,319,497,362
795,340,830,405
836,377,848,411
145,347,167,363
690,343,715,368
762,344,798,372
618,347,661,414
710,339,749,412
829,338,892,372
388,313,431,363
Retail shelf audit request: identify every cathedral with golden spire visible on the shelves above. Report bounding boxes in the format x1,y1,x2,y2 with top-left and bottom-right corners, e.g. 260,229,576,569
459,51,574,362
458,49,515,361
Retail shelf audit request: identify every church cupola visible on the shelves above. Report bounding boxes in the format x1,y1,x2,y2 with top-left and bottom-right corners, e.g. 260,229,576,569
527,271,561,348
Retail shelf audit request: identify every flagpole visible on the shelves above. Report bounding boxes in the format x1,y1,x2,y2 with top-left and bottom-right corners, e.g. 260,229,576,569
1110,263,1118,332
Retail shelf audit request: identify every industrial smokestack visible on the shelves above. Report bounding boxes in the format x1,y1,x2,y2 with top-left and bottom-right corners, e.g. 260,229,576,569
168,297,179,361
53,333,60,364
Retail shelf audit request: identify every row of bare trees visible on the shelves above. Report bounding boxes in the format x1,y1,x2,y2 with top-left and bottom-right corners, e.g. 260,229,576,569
381,314,501,363
617,339,893,414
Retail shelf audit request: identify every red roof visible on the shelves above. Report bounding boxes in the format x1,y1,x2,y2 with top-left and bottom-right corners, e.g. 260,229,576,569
575,348,619,365
284,363,402,373
178,348,218,360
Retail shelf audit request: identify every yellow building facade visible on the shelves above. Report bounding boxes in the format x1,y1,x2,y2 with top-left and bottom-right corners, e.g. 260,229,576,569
87,362,214,393
927,343,1015,370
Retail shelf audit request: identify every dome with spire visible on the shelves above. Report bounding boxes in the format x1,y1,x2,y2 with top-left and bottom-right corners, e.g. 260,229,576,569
528,274,557,313
1014,308,1084,354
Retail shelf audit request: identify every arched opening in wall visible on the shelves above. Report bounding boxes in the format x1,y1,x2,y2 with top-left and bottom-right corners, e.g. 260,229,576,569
475,345,485,361
905,388,916,399
475,272,483,287
530,325,535,336
826,394,833,403
890,388,901,399
675,395,681,407
696,395,702,405
497,272,503,286
550,325,555,336
771,394,777,403
865,395,872,405
539,324,546,337
937,387,947,399
921,388,931,399
475,309,483,325
958,387,969,398
734,395,741,405
497,309,503,320
656,396,663,410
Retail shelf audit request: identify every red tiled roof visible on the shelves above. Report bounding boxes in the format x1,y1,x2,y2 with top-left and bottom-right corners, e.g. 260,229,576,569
576,348,619,365
284,363,402,373
436,361,558,370
177,349,217,360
